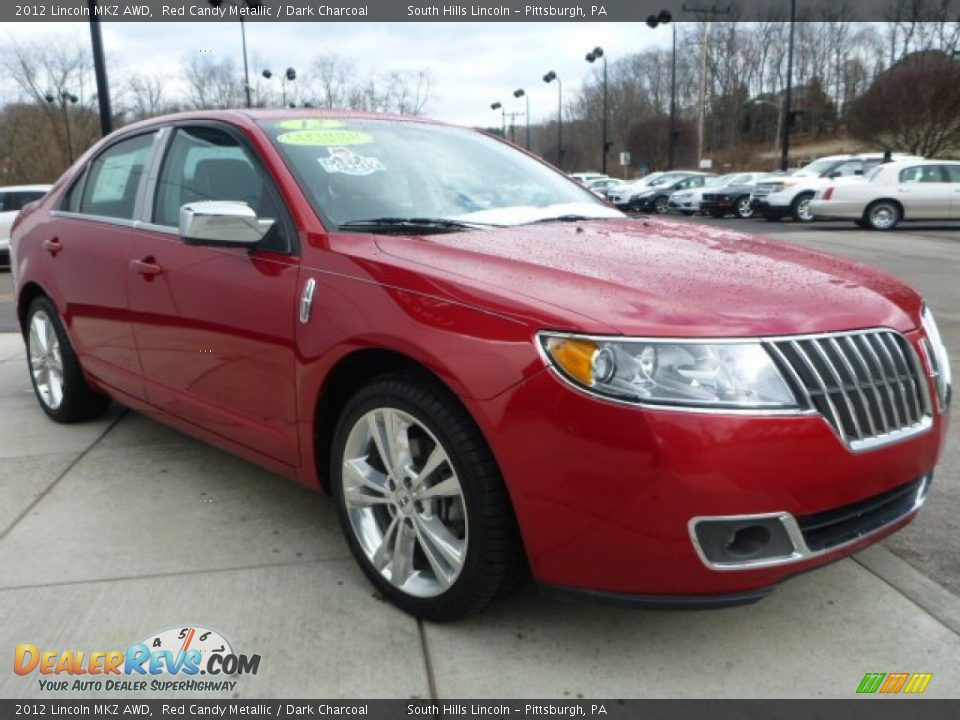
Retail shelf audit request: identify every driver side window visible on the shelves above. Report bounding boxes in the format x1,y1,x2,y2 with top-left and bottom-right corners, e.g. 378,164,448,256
153,126,286,245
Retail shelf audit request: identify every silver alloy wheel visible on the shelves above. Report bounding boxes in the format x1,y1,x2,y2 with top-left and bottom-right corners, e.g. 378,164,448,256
737,197,753,218
341,407,468,598
28,311,64,410
869,203,897,230
795,196,814,221
654,196,669,214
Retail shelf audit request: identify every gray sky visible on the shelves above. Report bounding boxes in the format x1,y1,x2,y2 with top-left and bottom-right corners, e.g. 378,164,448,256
0,21,667,126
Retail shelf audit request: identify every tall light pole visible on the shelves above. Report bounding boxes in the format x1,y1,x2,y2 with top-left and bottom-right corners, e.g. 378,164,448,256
683,4,731,166
781,0,797,171
513,88,530,150
210,0,263,109
646,11,674,169
45,92,79,165
585,47,608,174
543,71,562,170
263,67,297,107
88,1,112,136
490,101,505,137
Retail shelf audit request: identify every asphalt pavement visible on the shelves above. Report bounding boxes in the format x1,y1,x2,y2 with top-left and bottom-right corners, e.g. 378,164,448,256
0,218,959,699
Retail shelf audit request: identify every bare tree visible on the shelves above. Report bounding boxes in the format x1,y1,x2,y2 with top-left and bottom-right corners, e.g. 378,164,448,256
123,74,167,120
182,55,242,109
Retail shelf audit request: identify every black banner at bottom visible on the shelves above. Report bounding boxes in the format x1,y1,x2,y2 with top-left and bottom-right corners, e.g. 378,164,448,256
1,700,959,720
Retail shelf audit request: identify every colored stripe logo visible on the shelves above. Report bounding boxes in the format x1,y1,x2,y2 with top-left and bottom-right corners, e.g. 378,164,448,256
857,672,932,694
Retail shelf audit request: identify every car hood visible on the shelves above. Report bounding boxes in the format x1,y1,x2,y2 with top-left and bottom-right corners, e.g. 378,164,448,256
374,217,920,337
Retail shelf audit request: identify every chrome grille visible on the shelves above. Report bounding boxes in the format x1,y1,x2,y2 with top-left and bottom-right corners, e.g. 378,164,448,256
766,330,932,451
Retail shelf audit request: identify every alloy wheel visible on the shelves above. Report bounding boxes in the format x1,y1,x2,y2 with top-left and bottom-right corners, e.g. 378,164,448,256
869,203,897,230
737,197,753,218
795,197,814,222
28,310,64,410
654,196,669,214
341,407,467,598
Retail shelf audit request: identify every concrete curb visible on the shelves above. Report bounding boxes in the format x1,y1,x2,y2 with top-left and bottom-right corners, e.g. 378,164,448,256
855,544,960,636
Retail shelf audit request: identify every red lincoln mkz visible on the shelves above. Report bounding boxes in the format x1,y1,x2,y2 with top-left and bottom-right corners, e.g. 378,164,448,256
10,111,952,619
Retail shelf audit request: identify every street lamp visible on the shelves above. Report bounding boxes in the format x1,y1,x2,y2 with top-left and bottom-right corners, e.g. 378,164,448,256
45,91,79,165
646,10,675,169
490,101,507,138
263,67,297,107
209,0,263,109
513,89,530,150
543,71,562,170
585,47,608,174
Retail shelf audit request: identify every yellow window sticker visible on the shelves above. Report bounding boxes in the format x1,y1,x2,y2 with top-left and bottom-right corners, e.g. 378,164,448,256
277,129,372,146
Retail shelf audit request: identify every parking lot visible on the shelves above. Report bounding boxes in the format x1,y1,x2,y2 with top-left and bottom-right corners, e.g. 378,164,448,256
1,216,958,699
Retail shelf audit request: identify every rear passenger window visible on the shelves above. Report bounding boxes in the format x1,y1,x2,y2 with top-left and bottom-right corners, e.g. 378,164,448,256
80,132,158,220
942,165,960,183
899,166,944,184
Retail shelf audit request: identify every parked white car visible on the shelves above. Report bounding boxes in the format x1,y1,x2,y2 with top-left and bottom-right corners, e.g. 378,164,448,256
671,172,771,216
809,159,960,230
569,172,608,186
751,154,922,222
0,185,52,268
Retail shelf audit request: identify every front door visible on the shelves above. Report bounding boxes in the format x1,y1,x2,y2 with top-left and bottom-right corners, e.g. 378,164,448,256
126,124,301,465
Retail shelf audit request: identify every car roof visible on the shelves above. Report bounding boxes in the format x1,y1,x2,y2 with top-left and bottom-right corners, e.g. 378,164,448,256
875,158,960,169
0,184,53,192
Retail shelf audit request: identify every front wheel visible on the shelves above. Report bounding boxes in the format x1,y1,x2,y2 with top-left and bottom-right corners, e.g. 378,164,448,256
654,196,669,214
25,297,111,423
735,196,754,219
791,193,815,222
330,375,524,620
865,200,901,231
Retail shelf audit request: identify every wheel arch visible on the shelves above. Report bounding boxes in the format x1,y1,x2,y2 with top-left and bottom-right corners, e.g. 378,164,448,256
864,197,905,220
17,281,50,336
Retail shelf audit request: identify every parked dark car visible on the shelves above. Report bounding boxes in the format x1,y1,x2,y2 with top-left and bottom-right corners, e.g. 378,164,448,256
615,172,714,213
700,173,773,218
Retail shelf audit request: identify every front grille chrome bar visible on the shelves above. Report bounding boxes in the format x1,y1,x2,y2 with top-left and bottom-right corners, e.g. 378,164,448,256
766,329,932,452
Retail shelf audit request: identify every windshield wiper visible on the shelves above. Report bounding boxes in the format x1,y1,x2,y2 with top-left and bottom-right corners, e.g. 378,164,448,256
526,214,607,224
338,217,494,234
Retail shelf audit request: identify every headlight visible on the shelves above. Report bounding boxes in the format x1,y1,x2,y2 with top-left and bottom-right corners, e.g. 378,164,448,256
539,334,800,409
921,305,952,410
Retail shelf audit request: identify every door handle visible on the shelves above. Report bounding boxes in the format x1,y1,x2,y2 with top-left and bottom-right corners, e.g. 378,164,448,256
131,258,163,278
42,238,63,256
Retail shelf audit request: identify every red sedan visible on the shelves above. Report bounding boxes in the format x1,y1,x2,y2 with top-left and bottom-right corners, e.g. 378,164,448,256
10,111,952,619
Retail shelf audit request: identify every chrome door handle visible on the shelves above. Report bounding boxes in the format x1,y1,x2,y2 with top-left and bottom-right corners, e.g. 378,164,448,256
299,278,316,324
131,258,163,278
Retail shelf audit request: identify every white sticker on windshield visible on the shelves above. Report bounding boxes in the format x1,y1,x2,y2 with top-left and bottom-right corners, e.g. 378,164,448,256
318,147,385,176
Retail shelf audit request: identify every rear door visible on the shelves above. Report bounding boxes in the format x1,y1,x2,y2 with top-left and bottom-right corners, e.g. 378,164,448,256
896,165,952,219
42,130,161,400
127,123,301,464
942,164,960,218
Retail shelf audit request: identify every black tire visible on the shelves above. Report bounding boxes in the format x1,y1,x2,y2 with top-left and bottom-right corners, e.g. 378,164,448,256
25,296,111,423
864,200,901,231
653,196,669,214
791,193,815,222
330,374,525,620
734,196,754,219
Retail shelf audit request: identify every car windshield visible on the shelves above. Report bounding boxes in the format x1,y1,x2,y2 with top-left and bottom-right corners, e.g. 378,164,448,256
793,158,842,177
259,118,622,228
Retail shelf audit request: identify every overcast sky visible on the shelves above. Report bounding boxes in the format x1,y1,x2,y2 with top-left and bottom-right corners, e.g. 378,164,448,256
0,21,668,126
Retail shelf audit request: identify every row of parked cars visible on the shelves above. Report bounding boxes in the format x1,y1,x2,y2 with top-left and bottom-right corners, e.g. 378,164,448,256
572,152,960,230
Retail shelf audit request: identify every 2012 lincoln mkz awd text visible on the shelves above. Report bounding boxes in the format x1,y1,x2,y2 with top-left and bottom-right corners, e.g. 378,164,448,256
10,111,951,619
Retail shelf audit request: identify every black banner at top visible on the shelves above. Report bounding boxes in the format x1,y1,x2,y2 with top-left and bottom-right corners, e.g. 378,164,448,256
3,0,959,23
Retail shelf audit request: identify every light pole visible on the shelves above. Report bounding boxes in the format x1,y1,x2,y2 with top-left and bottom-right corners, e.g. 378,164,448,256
45,91,79,165
646,10,674,169
585,47,608,174
490,102,505,137
781,0,797,171
513,89,530,150
88,1,112,136
543,71,562,170
209,0,263,109
263,67,297,107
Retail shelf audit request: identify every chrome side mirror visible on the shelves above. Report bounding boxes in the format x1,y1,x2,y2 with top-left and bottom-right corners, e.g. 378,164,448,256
179,201,271,247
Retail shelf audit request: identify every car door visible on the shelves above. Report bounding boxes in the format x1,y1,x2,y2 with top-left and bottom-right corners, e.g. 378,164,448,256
941,164,960,218
896,165,952,219
42,131,161,401
127,123,301,465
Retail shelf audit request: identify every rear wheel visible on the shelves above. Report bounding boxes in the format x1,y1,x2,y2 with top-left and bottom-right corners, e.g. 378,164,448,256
25,296,111,423
735,196,754,219
791,193,815,222
864,200,901,231
330,375,524,620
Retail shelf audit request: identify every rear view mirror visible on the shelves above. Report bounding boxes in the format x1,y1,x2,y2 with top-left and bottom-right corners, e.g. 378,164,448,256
179,201,271,247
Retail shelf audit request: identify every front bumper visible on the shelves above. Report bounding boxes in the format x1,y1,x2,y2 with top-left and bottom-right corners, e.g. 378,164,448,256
471,340,947,602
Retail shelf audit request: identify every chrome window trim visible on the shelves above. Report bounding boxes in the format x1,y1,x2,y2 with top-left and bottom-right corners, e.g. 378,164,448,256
688,473,932,572
535,328,937,452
